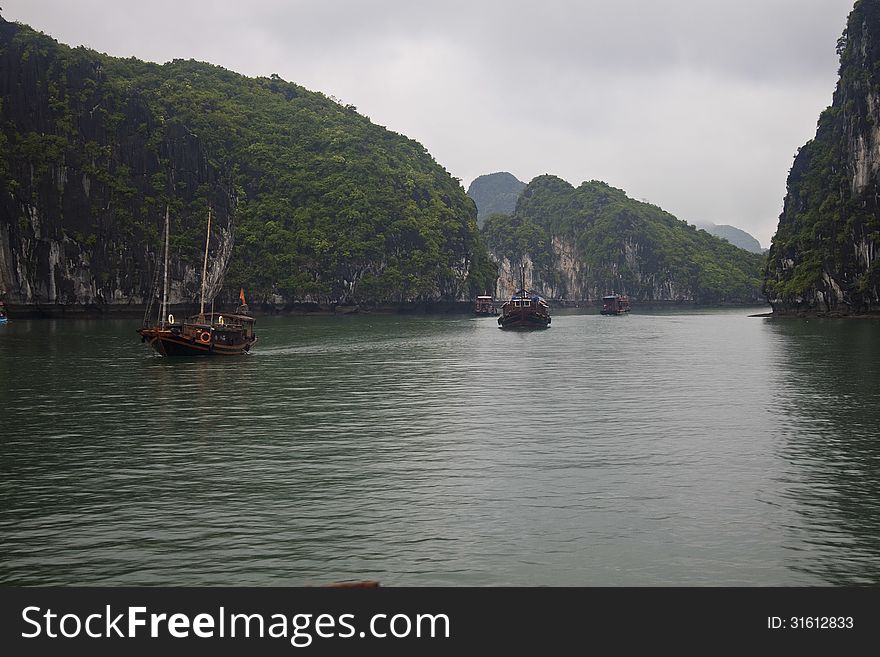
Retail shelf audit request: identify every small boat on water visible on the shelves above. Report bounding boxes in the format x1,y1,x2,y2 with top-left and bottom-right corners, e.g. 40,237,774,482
137,206,257,356
498,290,551,329
0,301,7,325
474,295,498,316
498,270,551,330
600,293,631,315
137,309,256,356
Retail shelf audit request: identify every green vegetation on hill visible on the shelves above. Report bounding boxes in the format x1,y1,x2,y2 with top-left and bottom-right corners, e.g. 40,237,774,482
763,0,880,312
484,175,763,302
763,106,849,303
0,17,496,306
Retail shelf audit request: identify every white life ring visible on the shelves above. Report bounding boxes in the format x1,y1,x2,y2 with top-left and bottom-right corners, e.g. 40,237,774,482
168,314,175,324
218,315,224,325
198,331,211,344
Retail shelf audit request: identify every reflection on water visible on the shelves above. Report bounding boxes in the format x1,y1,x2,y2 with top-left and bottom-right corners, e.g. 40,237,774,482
0,309,878,585
766,318,880,585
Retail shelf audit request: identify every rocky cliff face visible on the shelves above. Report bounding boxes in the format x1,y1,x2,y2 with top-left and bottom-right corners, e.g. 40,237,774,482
0,18,235,310
493,235,698,302
0,17,492,313
764,0,880,313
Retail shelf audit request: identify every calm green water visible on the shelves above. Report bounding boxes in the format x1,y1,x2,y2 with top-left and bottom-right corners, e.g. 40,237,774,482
1,308,879,585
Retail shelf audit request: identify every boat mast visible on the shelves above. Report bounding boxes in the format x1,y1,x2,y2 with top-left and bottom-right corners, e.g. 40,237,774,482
159,205,170,328
199,205,212,320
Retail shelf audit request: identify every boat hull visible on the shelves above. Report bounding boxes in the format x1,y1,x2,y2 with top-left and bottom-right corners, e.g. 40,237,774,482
498,310,551,330
137,328,256,356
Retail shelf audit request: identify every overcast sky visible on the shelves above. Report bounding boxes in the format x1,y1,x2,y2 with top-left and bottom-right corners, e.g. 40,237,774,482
2,0,857,247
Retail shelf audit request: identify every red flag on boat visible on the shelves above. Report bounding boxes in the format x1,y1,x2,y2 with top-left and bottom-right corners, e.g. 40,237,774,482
239,288,246,305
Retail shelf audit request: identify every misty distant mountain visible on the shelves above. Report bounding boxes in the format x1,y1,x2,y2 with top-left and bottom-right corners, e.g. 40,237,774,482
694,223,763,254
467,172,526,226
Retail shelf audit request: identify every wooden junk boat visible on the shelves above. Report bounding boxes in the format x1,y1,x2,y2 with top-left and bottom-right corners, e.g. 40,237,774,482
138,310,256,356
600,293,631,315
474,295,498,316
497,271,551,330
137,206,256,356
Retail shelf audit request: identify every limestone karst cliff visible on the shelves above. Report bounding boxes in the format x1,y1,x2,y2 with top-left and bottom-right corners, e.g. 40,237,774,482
0,18,236,309
484,176,763,304
0,17,495,311
764,0,880,313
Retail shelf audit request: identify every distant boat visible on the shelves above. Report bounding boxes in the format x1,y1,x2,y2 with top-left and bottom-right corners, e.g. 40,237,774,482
0,301,7,325
497,270,551,329
137,206,257,356
474,295,498,316
600,293,631,315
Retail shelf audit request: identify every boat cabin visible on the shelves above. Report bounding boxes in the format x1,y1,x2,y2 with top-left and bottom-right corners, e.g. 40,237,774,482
182,312,255,339
601,294,631,315
474,295,498,316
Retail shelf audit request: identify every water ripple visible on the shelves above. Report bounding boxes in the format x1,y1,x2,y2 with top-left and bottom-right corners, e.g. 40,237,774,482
2,310,879,585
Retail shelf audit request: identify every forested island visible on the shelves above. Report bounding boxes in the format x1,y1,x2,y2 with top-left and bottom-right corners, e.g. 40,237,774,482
0,16,495,312
1,14,770,315
481,176,763,303
764,0,880,315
